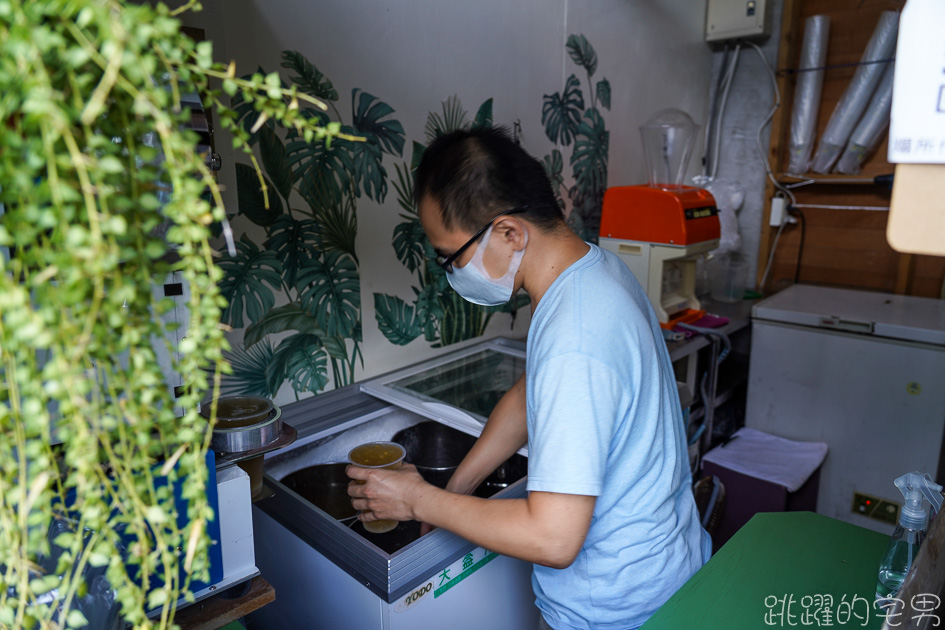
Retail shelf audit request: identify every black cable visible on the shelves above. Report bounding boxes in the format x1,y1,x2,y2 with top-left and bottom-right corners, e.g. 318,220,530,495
792,207,806,284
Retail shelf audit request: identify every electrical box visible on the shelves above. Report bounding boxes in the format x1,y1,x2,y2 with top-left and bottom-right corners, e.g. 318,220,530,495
705,0,771,43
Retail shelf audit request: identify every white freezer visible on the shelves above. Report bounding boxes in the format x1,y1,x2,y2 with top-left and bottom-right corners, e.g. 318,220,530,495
745,284,945,534
246,339,538,630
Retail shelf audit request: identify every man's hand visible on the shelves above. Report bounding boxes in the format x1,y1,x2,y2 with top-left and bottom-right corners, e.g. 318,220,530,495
346,463,433,525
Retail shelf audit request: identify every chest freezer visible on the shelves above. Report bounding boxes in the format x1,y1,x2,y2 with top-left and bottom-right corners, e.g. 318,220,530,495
745,284,945,534
246,338,538,630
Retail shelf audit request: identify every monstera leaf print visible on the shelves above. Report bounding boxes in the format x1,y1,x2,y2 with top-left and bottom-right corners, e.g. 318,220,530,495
424,95,468,143
542,34,611,244
281,50,339,103
235,162,284,227
542,149,566,200
268,333,329,395
566,34,598,77
596,79,612,111
300,179,358,262
373,294,422,345
413,282,445,342
244,302,348,361
542,74,584,146
348,89,406,202
471,99,494,130
572,108,609,203
286,130,354,208
264,215,321,288
258,125,294,201
221,339,277,398
348,139,387,202
392,217,426,273
218,234,283,329
296,251,360,338
351,89,406,156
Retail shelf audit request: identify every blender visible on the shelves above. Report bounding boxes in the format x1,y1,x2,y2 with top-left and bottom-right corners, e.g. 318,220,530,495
599,109,721,327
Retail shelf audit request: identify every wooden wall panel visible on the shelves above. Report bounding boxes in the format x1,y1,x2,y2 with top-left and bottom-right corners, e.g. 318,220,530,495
758,0,944,299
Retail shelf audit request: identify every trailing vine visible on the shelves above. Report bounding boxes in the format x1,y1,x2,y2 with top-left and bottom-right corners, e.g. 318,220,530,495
0,1,349,628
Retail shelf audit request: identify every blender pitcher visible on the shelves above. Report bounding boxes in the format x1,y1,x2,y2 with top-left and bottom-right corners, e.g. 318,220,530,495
640,108,700,190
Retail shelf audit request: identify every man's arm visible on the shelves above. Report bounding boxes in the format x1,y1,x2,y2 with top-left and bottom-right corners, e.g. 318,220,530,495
347,463,595,569
446,372,528,495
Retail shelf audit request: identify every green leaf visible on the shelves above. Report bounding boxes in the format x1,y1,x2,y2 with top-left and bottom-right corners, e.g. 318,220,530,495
230,67,280,144
414,282,445,342
281,50,338,102
286,134,354,208
244,302,326,348
269,333,329,394
300,179,358,262
542,75,584,146
258,125,294,201
218,234,283,329
235,162,284,227
424,95,467,143
567,34,598,77
350,89,405,157
373,294,422,345
88,552,109,567
471,98,494,130
348,138,388,202
392,162,416,215
542,149,566,198
392,218,426,273
264,215,321,288
596,78,611,111
147,589,168,611
410,140,426,172
66,609,88,628
571,108,609,204
221,340,279,397
296,252,360,338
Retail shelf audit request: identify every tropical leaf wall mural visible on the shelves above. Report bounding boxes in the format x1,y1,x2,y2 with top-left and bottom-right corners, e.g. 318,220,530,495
541,34,611,243
373,96,529,348
219,50,405,399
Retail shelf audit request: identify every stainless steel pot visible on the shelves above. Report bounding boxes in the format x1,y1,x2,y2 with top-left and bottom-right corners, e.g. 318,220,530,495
392,421,527,496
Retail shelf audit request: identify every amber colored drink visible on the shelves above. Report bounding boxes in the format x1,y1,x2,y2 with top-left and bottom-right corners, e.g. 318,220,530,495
348,441,406,534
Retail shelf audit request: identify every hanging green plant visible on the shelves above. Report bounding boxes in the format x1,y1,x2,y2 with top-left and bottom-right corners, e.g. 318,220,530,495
0,1,352,628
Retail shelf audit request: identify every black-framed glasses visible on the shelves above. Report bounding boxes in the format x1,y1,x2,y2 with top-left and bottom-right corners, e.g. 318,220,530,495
433,206,530,273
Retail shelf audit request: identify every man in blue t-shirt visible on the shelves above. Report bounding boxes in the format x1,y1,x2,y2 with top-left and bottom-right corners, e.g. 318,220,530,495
348,127,710,629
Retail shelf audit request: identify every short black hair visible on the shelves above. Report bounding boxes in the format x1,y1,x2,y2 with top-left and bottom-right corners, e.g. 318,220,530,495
413,127,564,233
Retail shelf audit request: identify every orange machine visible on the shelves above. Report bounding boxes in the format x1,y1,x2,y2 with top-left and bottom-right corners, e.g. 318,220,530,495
599,184,720,328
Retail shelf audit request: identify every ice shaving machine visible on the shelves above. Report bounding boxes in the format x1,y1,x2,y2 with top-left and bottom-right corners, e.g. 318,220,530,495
600,109,720,328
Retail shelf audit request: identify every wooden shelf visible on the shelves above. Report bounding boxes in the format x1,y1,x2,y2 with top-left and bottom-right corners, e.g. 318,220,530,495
175,576,275,630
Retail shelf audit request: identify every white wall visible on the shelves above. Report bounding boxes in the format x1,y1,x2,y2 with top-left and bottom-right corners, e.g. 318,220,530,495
704,0,784,287
185,0,714,405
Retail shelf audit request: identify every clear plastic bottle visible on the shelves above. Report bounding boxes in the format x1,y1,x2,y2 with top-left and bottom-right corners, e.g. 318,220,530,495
875,472,942,601
876,523,924,599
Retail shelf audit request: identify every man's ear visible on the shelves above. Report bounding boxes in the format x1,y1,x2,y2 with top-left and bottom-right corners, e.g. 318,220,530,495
494,217,528,251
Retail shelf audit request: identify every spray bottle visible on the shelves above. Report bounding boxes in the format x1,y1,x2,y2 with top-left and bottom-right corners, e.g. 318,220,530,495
875,472,943,600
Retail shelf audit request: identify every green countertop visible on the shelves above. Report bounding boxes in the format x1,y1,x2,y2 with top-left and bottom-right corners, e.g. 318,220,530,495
643,512,891,629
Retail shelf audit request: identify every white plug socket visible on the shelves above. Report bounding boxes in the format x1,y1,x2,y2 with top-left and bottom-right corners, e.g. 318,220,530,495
769,196,786,227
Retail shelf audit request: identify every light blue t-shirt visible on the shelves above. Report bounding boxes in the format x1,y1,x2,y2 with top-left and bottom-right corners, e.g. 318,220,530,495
525,244,711,630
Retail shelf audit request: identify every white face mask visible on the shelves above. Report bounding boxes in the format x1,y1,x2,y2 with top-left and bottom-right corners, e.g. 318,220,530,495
447,224,527,306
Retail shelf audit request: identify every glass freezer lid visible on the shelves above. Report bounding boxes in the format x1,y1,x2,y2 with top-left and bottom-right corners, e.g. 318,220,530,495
360,338,526,435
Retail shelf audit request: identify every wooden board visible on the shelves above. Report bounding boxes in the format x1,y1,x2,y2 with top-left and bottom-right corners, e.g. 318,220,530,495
174,576,275,630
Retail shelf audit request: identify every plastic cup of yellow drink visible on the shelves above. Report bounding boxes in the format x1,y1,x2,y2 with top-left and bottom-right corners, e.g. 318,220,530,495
348,441,406,534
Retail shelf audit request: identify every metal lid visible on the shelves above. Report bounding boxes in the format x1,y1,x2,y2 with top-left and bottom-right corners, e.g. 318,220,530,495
201,396,274,428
